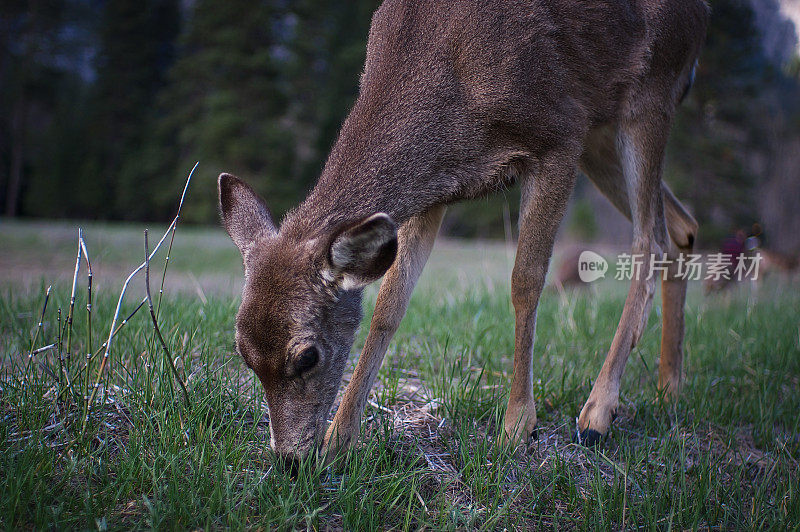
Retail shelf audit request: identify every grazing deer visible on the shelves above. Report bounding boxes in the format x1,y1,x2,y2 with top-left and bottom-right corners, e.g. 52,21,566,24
219,0,709,464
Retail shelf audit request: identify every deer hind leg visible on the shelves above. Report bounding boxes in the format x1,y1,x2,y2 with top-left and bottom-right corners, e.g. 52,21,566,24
580,125,697,421
579,125,657,346
324,206,446,459
660,186,697,397
503,148,579,446
575,116,672,446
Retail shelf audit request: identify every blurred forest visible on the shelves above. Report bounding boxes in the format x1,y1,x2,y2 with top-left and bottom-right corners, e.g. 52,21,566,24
1,0,799,251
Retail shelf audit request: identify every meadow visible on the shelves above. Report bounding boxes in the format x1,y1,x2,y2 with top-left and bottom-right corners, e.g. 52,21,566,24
1,219,798,530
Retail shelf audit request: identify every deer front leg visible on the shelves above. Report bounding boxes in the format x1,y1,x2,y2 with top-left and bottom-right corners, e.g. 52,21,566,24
324,206,446,458
503,154,578,446
575,248,658,445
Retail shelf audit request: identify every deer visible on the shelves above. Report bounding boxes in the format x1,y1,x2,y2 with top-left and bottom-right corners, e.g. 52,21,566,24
218,0,709,467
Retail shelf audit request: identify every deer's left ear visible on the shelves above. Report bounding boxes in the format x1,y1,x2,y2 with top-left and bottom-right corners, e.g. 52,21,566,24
327,213,398,288
218,173,277,258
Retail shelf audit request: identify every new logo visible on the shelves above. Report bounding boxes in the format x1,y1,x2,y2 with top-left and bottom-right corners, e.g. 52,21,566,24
578,250,608,283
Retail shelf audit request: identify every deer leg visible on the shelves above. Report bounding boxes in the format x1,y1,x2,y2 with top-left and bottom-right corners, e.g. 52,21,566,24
576,115,671,446
324,206,446,458
581,126,697,405
660,186,697,397
503,152,578,446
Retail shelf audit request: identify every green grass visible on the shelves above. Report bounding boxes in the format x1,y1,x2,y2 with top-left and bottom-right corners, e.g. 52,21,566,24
1,220,799,530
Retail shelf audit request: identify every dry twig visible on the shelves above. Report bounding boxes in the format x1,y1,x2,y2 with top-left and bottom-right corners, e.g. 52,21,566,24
79,230,94,422
144,229,189,405
83,165,195,431
28,285,52,351
155,162,198,321
25,286,52,378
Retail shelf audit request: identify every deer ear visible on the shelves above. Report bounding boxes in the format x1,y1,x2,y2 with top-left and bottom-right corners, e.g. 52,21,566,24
218,173,277,257
328,213,398,288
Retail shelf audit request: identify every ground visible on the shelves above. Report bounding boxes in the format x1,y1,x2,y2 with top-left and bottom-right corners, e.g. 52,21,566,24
1,219,798,530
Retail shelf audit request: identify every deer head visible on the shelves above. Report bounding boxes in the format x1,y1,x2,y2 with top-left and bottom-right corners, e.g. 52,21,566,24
218,173,397,462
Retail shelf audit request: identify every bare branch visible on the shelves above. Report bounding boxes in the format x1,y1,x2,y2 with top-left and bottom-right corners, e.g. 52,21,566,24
79,230,94,422
23,285,54,391
56,297,146,402
31,343,56,355
28,285,52,359
145,229,189,405
155,161,198,320
85,220,176,420
83,165,195,430
62,230,83,397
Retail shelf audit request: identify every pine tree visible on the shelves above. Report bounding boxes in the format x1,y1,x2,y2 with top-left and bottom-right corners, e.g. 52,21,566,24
151,0,294,222
0,0,84,216
666,0,776,244
88,0,180,219
286,0,380,190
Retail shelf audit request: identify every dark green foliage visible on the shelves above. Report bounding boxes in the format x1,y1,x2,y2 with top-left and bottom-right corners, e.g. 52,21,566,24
149,0,295,222
94,0,180,220
566,196,598,242
0,0,95,217
1,0,799,248
666,0,800,246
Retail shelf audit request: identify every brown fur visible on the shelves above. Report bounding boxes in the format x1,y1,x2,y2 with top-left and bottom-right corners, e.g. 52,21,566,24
219,0,709,460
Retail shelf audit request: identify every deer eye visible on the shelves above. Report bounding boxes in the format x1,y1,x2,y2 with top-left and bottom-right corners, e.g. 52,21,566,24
293,346,319,373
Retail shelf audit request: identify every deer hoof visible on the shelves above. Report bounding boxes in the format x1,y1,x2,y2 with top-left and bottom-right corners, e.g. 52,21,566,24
573,427,604,447
322,423,356,467
276,453,302,478
498,423,538,451
502,398,538,448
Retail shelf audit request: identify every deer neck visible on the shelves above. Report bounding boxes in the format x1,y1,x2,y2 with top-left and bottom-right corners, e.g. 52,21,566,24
282,97,445,240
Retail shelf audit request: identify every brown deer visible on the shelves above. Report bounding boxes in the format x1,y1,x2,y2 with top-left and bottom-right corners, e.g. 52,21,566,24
218,0,709,464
